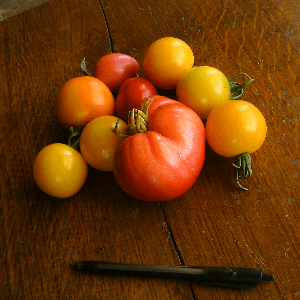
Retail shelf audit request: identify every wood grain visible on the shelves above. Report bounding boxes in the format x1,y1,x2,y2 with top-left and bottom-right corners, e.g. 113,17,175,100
1,0,299,299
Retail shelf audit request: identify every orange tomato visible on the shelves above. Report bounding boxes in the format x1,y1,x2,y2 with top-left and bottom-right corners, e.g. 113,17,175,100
33,143,88,198
143,37,194,90
80,116,128,171
55,76,115,130
206,100,267,157
176,66,231,119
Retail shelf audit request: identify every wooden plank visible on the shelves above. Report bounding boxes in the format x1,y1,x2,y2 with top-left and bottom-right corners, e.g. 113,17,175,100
0,0,194,299
1,0,299,299
98,0,300,298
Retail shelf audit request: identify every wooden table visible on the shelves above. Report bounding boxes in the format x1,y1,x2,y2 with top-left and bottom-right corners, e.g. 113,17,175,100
1,0,299,298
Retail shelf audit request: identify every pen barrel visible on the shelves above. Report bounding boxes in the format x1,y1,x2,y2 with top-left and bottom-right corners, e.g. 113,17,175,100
77,261,207,280
73,261,271,282
72,261,275,289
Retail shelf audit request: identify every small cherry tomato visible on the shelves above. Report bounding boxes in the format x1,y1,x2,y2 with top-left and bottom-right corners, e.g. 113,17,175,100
80,116,128,171
176,66,231,119
55,76,115,130
93,53,140,93
115,77,157,122
143,37,194,90
33,143,88,198
206,100,267,190
206,100,267,157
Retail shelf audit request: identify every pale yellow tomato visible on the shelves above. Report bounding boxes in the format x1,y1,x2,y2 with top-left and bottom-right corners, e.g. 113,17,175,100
33,143,88,198
80,116,128,171
176,66,231,119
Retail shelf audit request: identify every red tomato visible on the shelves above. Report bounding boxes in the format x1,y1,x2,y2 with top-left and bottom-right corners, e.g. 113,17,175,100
115,77,157,122
93,53,140,93
55,76,115,130
113,96,206,201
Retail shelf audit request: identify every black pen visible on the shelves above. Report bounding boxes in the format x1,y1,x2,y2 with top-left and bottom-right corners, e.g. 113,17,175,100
71,261,274,289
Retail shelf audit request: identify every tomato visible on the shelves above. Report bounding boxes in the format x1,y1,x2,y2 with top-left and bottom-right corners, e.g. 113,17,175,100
33,143,88,198
206,100,267,190
93,53,140,93
115,77,157,122
206,100,267,157
143,37,194,90
55,76,115,130
112,95,206,201
80,116,128,171
176,66,231,120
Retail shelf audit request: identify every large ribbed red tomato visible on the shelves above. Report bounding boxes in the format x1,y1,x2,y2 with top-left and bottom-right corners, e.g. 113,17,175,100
112,95,206,201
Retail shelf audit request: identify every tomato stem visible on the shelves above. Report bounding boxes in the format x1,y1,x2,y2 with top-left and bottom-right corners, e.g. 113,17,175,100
112,97,153,138
229,72,254,100
68,127,83,150
81,58,93,76
232,153,252,191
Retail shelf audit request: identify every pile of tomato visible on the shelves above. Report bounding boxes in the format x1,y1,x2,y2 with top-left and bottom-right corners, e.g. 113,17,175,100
33,37,267,200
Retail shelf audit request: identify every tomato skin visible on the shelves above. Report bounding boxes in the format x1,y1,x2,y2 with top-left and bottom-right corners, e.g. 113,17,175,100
113,95,206,201
93,53,140,93
115,77,157,122
176,66,231,120
80,116,128,171
33,143,88,198
55,76,115,130
206,100,267,157
143,37,194,90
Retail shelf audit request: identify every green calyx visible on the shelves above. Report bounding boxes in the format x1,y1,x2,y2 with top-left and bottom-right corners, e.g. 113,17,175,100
232,153,252,191
68,127,83,149
112,97,153,138
81,57,93,76
229,72,254,100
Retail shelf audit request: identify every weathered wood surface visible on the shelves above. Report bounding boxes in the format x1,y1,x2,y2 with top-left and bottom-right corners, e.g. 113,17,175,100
0,0,299,299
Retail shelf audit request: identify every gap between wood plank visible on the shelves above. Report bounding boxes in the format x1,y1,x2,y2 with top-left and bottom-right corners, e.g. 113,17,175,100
97,0,114,53
159,203,198,300
96,2,199,296
89,2,195,298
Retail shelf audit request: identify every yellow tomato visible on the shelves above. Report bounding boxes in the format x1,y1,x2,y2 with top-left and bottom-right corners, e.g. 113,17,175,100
206,100,267,157
33,143,88,198
143,37,194,90
176,66,231,119
80,116,128,171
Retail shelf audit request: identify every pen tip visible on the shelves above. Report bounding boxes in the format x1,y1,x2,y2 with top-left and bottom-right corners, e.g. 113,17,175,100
262,272,275,281
71,262,86,269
